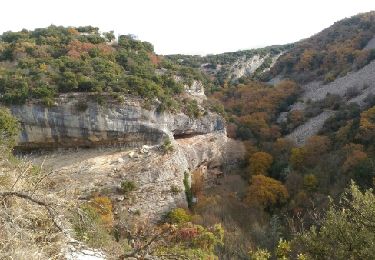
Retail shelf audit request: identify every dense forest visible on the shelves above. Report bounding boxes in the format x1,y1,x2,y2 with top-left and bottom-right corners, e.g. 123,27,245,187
1,11,375,260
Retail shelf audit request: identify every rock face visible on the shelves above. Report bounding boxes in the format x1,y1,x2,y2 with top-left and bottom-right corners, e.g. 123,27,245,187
365,36,375,49
15,93,233,222
286,110,335,145
284,60,375,145
229,54,267,80
29,132,230,222
10,94,225,149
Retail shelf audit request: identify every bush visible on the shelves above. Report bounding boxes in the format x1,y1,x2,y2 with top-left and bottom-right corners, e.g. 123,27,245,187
167,208,191,224
73,196,114,248
0,107,20,149
121,180,136,193
184,99,201,118
170,185,182,194
161,138,174,154
184,171,193,208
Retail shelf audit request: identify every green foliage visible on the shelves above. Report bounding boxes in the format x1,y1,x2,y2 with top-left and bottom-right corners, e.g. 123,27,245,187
73,203,113,248
167,208,191,224
156,245,217,259
276,239,291,260
183,171,193,208
249,248,271,260
161,138,174,154
183,98,201,118
192,224,224,252
292,182,375,259
0,107,19,149
156,223,224,259
166,45,290,86
303,174,318,192
120,180,136,193
0,26,203,113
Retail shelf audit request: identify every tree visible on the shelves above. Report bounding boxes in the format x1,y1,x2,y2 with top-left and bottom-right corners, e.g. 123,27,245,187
357,106,375,143
292,182,375,259
0,107,19,149
290,147,306,171
103,31,115,42
249,152,273,176
342,144,368,173
245,175,289,209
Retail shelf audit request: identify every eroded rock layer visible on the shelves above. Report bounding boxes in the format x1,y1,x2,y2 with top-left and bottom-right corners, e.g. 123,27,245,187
10,94,225,149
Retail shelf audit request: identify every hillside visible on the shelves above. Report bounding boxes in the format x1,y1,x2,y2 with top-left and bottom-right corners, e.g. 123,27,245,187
166,45,290,86
0,26,210,113
1,11,375,260
271,11,375,83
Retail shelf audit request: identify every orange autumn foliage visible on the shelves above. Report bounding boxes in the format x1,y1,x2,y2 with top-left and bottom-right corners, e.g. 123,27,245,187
249,152,273,176
342,143,368,172
67,40,96,58
245,175,289,209
89,196,114,229
357,106,375,143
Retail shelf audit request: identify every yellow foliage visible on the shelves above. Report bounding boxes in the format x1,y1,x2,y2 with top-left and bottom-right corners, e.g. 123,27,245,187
358,106,375,142
89,196,114,229
249,152,273,176
245,175,289,208
303,174,318,191
290,148,306,170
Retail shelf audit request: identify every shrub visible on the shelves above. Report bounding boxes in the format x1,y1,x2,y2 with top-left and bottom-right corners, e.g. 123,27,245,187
121,180,136,193
248,248,271,260
75,102,88,112
73,200,113,248
0,107,20,149
184,171,193,208
303,174,318,191
249,152,273,176
184,99,201,118
161,138,174,154
167,208,191,224
89,196,114,229
170,185,182,194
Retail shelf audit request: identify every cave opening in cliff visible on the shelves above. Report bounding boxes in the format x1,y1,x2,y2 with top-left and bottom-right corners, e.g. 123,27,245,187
173,133,202,139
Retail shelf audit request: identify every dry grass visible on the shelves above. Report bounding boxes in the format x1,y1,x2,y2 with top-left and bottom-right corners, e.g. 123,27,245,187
0,148,67,259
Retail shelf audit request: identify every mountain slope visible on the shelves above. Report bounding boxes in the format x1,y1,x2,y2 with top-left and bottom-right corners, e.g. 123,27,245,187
271,11,375,83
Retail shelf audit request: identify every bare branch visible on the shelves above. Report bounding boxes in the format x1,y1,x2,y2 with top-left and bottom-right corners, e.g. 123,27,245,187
0,191,63,232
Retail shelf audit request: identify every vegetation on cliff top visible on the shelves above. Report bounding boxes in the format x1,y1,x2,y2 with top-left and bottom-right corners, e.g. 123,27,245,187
0,25,208,112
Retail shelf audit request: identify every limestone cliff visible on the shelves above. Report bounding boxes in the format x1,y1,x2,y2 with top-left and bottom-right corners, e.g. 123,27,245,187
10,93,225,149
11,93,235,223
30,132,229,222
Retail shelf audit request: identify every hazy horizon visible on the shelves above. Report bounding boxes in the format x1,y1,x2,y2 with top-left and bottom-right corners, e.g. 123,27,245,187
1,0,374,55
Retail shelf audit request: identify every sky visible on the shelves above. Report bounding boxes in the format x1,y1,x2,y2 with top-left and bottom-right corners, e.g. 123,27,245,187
1,0,375,55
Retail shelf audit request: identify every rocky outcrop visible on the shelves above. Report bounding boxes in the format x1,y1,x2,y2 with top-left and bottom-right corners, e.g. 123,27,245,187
365,36,375,49
10,94,225,149
294,60,375,106
229,54,267,80
283,60,375,145
17,93,231,222
30,132,231,222
286,110,335,145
